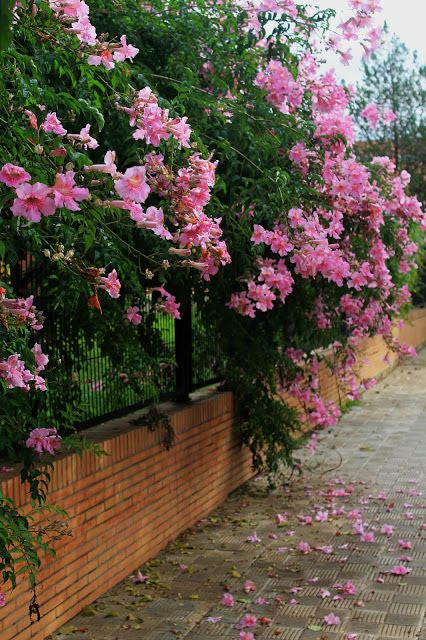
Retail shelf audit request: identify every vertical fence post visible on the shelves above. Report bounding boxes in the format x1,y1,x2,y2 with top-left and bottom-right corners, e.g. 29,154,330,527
175,293,193,402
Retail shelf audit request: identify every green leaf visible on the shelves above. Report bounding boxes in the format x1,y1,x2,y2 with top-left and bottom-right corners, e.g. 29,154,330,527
0,0,14,51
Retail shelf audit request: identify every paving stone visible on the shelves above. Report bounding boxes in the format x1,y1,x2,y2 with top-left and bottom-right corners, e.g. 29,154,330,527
50,350,426,640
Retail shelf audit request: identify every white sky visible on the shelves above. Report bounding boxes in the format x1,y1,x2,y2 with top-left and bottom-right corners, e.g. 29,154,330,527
314,0,426,84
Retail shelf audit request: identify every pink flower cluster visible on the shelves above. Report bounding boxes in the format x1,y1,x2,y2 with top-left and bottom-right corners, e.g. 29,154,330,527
255,60,304,114
0,289,44,331
0,164,90,222
361,102,397,129
26,427,61,455
48,0,138,68
151,286,181,320
116,87,191,149
0,353,46,391
227,257,293,317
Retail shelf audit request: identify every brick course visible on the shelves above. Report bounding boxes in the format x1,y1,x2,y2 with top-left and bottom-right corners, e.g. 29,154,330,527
1,307,425,640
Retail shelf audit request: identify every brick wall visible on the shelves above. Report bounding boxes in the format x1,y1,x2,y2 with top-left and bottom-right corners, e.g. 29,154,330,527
1,307,426,640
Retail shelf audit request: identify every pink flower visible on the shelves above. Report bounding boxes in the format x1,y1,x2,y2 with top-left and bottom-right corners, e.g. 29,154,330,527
85,150,117,176
134,570,148,584
243,580,256,593
67,123,99,149
315,510,328,522
275,512,288,525
26,428,61,455
115,166,150,203
380,524,394,536
337,581,356,596
298,541,311,554
52,171,90,211
390,565,411,575
69,16,97,45
41,111,67,135
126,306,142,325
0,354,34,389
32,343,49,372
99,269,121,299
382,107,396,124
24,109,38,130
11,182,56,222
315,545,333,554
238,613,257,629
221,592,234,607
88,49,115,70
168,116,191,148
398,540,412,550
319,588,331,599
360,531,375,543
0,163,31,187
324,613,341,625
246,532,261,543
153,287,181,319
240,633,255,640
113,35,139,62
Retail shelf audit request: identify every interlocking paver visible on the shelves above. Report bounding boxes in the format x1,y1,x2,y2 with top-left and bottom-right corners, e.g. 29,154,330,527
50,349,426,640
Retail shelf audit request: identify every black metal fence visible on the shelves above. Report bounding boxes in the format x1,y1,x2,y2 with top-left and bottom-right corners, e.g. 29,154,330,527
2,254,225,430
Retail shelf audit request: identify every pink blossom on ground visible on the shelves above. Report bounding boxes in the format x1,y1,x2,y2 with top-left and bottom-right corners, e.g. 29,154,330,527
380,524,394,536
390,565,411,575
11,182,56,222
398,539,412,550
275,512,288,525
238,613,257,628
243,580,256,593
324,613,341,625
0,163,31,187
26,428,61,454
298,541,311,554
246,532,261,543
221,592,234,607
240,632,255,640
126,306,142,325
315,510,328,522
360,531,375,542
134,570,148,584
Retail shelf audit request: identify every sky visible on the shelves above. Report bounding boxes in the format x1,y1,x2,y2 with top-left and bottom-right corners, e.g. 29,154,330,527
314,0,426,85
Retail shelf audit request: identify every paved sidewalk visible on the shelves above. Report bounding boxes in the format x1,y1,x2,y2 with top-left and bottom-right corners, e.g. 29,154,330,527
52,350,426,640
